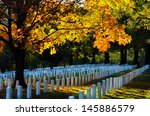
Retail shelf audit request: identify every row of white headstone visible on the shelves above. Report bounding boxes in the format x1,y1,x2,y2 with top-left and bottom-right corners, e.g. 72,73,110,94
1,65,141,99
69,65,150,99
0,68,134,92
0,64,137,91
0,64,136,83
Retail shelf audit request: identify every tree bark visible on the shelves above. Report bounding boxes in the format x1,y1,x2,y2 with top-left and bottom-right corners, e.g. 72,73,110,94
120,46,127,64
13,48,27,88
83,50,87,64
104,52,110,64
91,48,96,64
145,44,150,65
133,49,139,65
69,52,73,65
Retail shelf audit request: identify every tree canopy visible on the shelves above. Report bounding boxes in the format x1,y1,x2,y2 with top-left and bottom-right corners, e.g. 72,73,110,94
0,0,135,87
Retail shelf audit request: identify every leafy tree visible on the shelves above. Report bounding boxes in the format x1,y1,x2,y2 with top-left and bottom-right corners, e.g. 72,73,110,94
0,0,133,87
0,0,84,87
118,0,150,66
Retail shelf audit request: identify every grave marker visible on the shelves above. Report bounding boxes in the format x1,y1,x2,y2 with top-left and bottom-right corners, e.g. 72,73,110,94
36,81,40,95
75,77,78,86
6,87,12,99
102,80,106,96
86,88,91,99
79,91,84,99
92,84,96,99
50,80,54,92
97,82,101,99
69,96,75,99
56,79,60,91
0,79,3,90
66,78,70,88
27,83,32,99
17,86,22,99
44,80,47,93
61,78,65,89
71,77,74,86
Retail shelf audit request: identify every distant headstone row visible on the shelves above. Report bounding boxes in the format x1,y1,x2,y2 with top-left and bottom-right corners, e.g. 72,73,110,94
69,65,149,99
0,64,136,83
0,64,136,90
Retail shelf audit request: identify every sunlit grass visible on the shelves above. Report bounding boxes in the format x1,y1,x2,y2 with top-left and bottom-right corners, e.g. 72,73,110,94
103,69,150,99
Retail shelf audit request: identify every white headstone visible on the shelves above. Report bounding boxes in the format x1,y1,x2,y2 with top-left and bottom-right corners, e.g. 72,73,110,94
78,77,81,86
97,82,101,99
17,86,22,99
86,88,91,99
85,75,88,84
93,74,96,80
7,78,12,87
75,77,78,86
109,78,112,92
44,80,47,93
50,80,54,92
61,78,65,89
27,83,32,99
79,90,84,99
102,80,106,96
43,76,46,81
92,84,96,99
28,77,32,84
0,79,3,90
82,76,85,85
106,79,109,93
66,78,70,87
71,77,74,86
69,96,75,99
116,77,119,89
6,87,12,99
36,81,40,95
56,79,60,91
87,75,90,82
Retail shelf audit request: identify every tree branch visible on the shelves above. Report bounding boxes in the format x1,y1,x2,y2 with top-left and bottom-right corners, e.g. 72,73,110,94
0,35,8,43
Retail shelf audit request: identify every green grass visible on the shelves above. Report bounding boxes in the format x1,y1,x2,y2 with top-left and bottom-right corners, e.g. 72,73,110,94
104,69,150,99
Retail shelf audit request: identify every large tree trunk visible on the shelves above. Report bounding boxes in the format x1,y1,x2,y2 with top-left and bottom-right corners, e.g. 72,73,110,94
13,48,27,88
91,48,96,64
120,46,127,64
133,49,139,66
145,44,150,65
104,52,110,64
83,51,87,64
69,52,73,65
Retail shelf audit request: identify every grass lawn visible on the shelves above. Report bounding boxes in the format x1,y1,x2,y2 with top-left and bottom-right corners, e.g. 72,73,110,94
104,69,150,99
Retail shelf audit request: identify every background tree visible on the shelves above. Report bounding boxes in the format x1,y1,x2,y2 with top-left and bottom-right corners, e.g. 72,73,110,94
117,0,150,66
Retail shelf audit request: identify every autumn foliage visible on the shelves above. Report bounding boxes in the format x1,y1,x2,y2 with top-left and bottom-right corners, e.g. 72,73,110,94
0,0,133,54
0,0,135,86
